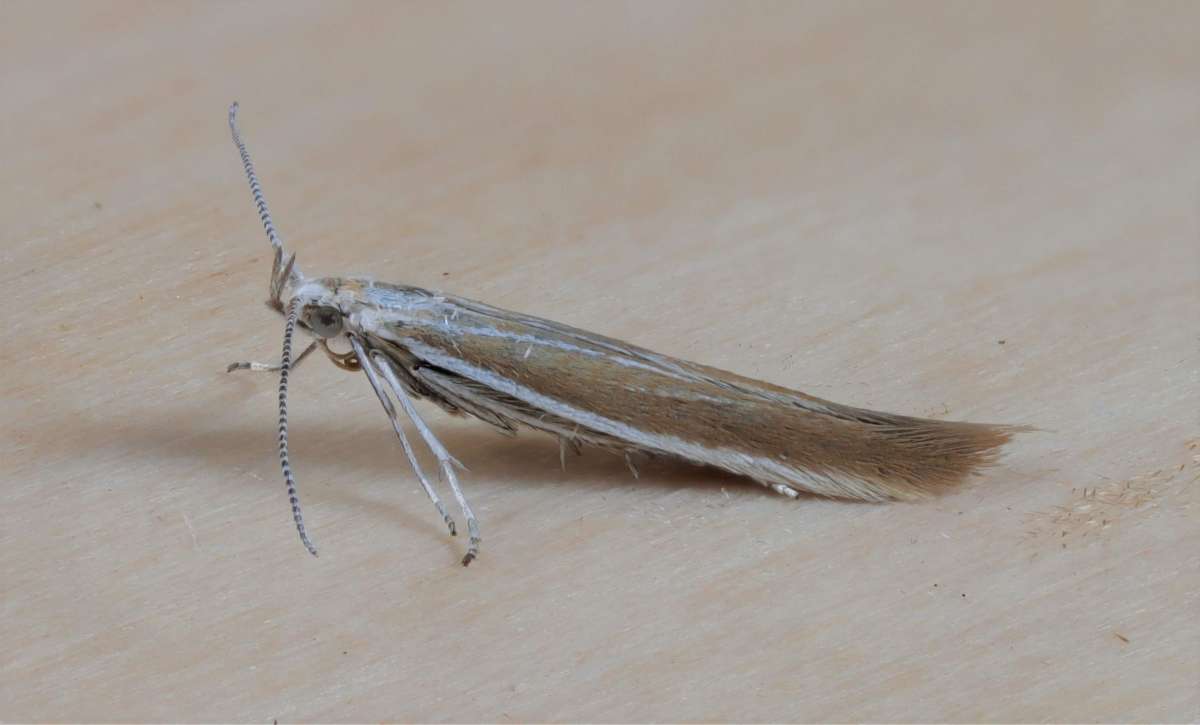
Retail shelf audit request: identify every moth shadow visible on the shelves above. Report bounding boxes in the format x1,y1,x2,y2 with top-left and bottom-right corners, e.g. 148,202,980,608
58,405,794,540
456,428,783,499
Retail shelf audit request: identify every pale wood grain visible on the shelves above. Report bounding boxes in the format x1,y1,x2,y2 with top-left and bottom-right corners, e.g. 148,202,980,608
2,1,1197,721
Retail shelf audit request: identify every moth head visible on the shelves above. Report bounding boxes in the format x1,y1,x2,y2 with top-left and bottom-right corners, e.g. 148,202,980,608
302,304,344,338
289,279,348,338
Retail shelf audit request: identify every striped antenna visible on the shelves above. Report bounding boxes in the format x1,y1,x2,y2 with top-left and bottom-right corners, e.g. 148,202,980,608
278,298,318,556
228,101,302,284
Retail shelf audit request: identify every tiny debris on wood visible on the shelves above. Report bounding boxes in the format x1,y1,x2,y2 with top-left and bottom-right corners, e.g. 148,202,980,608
1023,451,1195,552
1114,632,1130,644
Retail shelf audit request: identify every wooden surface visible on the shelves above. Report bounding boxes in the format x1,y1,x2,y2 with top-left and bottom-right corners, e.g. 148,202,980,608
3,2,1197,721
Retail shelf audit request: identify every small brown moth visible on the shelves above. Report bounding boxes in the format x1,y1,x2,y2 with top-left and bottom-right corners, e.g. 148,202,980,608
226,103,1025,565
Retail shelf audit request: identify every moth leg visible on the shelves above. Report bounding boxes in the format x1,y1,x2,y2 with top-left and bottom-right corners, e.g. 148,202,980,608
369,349,481,567
624,451,641,479
558,435,582,472
352,339,457,538
227,340,317,373
317,339,361,371
768,482,801,499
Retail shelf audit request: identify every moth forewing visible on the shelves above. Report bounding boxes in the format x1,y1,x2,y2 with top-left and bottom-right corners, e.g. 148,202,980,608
348,282,1025,503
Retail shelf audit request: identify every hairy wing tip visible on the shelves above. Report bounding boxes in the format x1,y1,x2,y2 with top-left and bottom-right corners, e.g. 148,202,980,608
878,419,1029,499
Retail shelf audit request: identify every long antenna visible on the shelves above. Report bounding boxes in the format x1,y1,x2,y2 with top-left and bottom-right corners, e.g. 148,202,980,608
278,298,318,556
228,101,302,284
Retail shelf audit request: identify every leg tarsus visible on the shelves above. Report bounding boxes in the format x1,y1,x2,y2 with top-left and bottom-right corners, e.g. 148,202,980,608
227,360,281,373
462,521,481,566
461,538,479,566
228,340,317,374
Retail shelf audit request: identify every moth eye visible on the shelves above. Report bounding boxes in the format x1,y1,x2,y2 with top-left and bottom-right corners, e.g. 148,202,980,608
307,306,343,338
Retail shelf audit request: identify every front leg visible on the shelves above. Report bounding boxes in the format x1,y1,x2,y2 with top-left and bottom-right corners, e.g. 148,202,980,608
227,340,317,373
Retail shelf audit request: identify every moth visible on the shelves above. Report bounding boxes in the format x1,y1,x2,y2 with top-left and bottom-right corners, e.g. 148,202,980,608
226,102,1025,565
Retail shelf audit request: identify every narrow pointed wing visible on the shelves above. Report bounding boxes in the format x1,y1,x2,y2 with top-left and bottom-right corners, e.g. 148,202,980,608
359,286,1023,501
